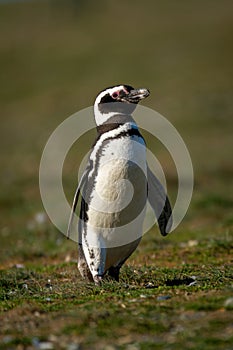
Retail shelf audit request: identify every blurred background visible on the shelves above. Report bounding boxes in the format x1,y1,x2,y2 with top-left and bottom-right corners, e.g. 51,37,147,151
0,0,232,265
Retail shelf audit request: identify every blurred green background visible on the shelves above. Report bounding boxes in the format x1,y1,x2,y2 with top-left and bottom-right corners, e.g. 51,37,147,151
1,0,232,241
0,0,233,256
0,1,233,348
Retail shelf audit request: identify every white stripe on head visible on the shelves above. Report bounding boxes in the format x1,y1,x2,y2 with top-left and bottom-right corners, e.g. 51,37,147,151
94,85,128,126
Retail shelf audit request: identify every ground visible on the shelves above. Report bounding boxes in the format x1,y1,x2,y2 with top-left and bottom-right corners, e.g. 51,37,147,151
0,0,233,349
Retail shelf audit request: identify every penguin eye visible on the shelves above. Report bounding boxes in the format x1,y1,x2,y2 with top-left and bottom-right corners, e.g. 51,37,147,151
112,91,119,99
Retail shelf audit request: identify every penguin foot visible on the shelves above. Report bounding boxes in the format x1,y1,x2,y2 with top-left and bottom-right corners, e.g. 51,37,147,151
93,275,103,286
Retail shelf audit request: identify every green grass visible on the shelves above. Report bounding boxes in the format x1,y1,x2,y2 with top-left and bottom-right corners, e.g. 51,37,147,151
0,0,233,349
0,233,232,349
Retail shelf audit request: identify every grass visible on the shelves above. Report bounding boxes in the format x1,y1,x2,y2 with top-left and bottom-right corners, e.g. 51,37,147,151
0,232,232,349
0,0,233,349
2,217,232,348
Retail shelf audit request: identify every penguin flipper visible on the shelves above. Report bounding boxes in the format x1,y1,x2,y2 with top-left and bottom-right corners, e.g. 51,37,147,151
147,166,172,236
66,169,88,239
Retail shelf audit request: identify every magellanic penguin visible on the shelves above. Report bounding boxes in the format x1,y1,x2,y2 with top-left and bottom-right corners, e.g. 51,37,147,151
67,85,172,284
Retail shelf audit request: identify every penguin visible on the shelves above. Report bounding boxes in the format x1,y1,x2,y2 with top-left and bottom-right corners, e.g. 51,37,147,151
67,85,172,284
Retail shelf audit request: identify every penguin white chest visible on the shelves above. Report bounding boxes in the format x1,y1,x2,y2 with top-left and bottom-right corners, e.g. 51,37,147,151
88,137,147,231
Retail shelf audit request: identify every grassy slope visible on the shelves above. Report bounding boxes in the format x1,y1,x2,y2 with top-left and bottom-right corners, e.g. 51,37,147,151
0,0,233,349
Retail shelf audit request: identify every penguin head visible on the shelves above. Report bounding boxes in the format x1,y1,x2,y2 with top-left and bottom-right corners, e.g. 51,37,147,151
94,85,150,126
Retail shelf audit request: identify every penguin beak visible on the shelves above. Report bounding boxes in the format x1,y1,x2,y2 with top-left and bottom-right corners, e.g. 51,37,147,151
122,88,150,103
